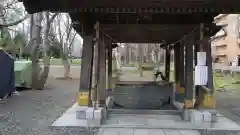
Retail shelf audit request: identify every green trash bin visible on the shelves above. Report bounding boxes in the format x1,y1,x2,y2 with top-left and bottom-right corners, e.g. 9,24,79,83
14,60,32,88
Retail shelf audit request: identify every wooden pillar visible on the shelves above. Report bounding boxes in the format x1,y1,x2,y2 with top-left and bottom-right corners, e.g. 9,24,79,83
78,36,94,106
194,42,200,108
205,40,213,90
174,43,184,102
179,42,185,94
184,37,194,109
96,34,107,107
174,43,185,102
174,44,180,83
107,40,112,91
197,23,215,108
92,22,100,108
165,46,171,81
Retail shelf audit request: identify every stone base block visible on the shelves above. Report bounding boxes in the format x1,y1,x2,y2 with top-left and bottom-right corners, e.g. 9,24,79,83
190,110,203,125
202,111,212,122
181,109,191,121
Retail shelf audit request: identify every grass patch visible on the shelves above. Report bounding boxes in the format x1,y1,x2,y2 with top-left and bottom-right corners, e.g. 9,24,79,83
38,58,81,65
121,65,240,91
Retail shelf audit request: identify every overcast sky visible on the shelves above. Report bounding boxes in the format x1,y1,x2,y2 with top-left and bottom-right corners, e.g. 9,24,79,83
3,0,83,56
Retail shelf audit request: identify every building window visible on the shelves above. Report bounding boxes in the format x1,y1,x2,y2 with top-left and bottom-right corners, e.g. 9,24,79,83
215,45,227,51
215,55,227,63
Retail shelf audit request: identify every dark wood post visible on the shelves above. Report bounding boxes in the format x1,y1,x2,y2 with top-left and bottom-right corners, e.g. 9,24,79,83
179,41,185,94
174,43,185,102
197,23,215,108
184,37,194,109
92,22,100,108
174,43,180,83
97,34,107,107
165,46,171,81
107,40,112,92
78,35,94,106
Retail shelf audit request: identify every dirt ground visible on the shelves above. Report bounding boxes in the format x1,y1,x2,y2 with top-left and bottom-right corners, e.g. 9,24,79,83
0,77,79,135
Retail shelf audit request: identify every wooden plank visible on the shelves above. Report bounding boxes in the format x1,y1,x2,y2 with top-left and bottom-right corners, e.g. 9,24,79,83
163,129,181,135
134,129,150,135
149,129,165,135
178,130,201,135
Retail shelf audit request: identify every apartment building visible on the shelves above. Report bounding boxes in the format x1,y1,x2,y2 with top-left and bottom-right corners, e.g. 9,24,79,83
212,14,240,66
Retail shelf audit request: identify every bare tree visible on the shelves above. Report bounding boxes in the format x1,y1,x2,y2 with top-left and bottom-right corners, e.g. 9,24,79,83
29,13,43,89
138,44,143,77
53,14,77,79
37,12,58,88
27,12,57,89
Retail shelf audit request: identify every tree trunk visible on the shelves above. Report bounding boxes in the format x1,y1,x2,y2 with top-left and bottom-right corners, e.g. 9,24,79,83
147,44,152,63
113,48,121,70
61,54,71,79
30,13,43,89
125,45,130,64
54,43,71,80
138,44,143,77
154,50,159,64
37,12,52,89
129,46,132,64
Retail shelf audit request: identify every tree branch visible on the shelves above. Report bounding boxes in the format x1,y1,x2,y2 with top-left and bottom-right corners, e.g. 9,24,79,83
69,32,77,46
3,0,18,10
48,13,58,24
0,14,29,27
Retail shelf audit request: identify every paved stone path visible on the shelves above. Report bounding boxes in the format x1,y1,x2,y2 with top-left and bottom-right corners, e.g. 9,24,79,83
98,128,201,135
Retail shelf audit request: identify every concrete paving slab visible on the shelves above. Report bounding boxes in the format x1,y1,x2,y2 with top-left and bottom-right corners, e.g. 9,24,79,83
51,103,240,135
104,112,240,131
134,129,150,135
163,129,181,135
149,129,165,135
119,128,134,135
178,130,201,135
51,103,88,127
98,128,201,135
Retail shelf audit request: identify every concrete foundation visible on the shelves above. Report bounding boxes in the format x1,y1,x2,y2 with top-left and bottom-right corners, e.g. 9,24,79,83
51,103,240,135
51,103,106,129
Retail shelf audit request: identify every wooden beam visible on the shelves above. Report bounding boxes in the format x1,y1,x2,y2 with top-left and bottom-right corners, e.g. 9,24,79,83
23,0,240,14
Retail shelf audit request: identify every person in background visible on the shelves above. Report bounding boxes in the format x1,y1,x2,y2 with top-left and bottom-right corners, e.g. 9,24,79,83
154,69,167,81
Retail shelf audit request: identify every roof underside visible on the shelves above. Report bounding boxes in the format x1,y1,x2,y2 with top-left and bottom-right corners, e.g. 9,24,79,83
97,24,198,43
21,0,240,13
20,0,229,43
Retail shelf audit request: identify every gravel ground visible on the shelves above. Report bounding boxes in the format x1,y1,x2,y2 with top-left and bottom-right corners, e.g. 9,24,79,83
1,69,240,135
0,77,79,135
